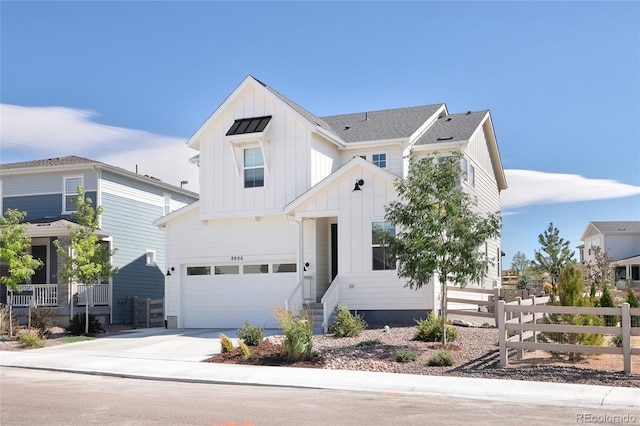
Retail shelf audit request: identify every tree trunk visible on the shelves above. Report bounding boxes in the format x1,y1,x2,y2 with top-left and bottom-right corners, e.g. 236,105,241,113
440,276,448,345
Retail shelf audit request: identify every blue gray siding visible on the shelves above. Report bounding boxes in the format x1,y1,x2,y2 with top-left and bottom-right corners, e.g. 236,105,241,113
101,192,166,323
3,192,98,220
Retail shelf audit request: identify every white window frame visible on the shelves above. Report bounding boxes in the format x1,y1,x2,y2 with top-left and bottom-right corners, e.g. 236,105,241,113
243,146,265,188
372,153,387,168
145,249,156,266
63,175,83,214
163,193,171,215
371,221,396,271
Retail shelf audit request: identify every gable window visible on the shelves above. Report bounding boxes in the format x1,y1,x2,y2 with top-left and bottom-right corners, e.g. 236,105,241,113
469,165,475,187
244,147,264,188
372,221,396,271
145,250,156,266
63,176,83,213
372,153,387,168
461,157,468,181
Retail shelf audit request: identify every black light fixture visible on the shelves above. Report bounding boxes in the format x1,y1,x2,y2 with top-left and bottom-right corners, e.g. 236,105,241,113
353,179,364,191
166,267,175,276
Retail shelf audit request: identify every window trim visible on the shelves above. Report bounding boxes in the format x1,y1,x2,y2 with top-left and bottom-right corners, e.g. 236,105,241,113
62,175,83,214
145,249,156,267
371,220,396,271
243,146,265,188
372,153,387,168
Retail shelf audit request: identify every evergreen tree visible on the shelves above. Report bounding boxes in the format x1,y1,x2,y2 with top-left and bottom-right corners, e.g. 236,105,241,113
534,222,575,290
383,152,501,345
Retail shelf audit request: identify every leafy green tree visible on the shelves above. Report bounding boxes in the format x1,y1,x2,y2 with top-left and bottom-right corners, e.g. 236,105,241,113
54,187,117,334
511,251,533,291
534,223,575,290
0,209,43,292
383,152,501,344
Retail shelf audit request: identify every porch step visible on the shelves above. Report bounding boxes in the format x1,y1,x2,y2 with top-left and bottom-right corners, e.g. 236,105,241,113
304,302,324,335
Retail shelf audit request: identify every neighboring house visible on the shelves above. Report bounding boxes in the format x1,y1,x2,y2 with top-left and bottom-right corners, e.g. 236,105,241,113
0,156,198,325
579,221,640,289
155,75,507,331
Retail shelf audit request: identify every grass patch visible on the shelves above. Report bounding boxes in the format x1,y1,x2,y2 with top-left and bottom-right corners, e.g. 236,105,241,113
355,339,383,348
395,349,417,363
59,336,95,343
427,350,455,366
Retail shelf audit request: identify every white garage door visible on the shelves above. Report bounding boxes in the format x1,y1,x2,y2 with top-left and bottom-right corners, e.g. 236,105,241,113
182,264,297,328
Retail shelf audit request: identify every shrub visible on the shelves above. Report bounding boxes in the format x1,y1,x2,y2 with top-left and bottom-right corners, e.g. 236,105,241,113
239,341,252,359
18,330,45,349
66,313,104,336
627,288,640,328
395,349,417,363
598,285,617,326
543,282,552,294
219,333,234,353
237,321,264,346
275,308,313,362
329,304,367,337
611,334,624,348
355,339,383,348
29,306,56,337
427,350,455,367
413,313,458,343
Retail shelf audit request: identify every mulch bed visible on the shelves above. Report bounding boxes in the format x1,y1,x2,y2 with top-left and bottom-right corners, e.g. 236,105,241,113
203,340,325,368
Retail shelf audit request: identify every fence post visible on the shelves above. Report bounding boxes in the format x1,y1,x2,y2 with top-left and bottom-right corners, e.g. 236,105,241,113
498,300,507,367
146,298,151,328
132,296,138,327
622,302,631,374
530,295,537,344
516,297,524,359
494,287,501,324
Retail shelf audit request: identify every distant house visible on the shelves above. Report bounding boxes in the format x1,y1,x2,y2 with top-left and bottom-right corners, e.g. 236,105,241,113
155,75,507,331
580,221,640,289
0,156,198,325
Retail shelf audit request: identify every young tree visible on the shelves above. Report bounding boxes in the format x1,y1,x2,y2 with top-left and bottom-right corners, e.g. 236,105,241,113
589,245,613,289
0,209,43,292
383,152,501,345
533,222,575,290
54,187,117,334
511,251,533,291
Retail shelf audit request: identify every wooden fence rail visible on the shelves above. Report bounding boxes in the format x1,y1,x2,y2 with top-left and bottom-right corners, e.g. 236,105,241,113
132,297,164,328
497,300,640,374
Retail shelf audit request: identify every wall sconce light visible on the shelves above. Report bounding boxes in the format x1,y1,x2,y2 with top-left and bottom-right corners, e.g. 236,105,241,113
353,179,364,191
166,267,175,276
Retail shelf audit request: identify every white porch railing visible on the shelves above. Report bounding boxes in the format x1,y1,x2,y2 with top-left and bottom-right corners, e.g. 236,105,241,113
285,278,305,312
77,284,110,306
321,276,341,334
9,284,58,307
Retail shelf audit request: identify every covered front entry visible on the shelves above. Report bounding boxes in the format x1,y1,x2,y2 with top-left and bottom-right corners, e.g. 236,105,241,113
302,216,338,304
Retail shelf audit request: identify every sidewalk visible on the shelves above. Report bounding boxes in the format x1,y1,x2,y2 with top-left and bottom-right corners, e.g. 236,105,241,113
1,328,638,410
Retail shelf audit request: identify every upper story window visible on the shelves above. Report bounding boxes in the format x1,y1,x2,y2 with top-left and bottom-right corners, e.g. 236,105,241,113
163,193,171,215
469,165,475,187
244,147,264,188
461,157,468,181
63,176,83,213
372,153,387,168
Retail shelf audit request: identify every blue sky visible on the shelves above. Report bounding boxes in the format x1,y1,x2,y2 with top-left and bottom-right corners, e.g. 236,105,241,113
1,1,639,265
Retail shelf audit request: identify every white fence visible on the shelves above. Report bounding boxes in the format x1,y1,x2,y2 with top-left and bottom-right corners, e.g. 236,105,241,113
77,284,110,306
497,298,640,374
8,284,58,307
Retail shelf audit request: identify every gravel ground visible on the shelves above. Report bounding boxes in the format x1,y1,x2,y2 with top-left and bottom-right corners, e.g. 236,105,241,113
304,325,640,388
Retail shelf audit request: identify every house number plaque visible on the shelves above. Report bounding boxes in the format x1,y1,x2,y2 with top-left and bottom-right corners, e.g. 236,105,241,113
231,256,244,261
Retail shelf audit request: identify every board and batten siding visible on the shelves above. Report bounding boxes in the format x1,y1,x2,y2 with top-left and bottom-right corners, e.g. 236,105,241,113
339,145,404,177
310,134,340,186
199,86,319,219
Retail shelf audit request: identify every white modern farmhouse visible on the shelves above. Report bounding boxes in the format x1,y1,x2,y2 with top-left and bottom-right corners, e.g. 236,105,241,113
156,75,507,330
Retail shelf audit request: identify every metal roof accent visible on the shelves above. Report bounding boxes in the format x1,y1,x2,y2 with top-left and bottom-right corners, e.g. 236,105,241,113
226,116,272,136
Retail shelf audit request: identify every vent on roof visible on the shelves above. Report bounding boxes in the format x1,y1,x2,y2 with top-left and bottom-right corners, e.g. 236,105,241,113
437,137,454,141
445,117,452,122
466,111,471,115
344,126,351,130
226,116,272,136
618,228,626,231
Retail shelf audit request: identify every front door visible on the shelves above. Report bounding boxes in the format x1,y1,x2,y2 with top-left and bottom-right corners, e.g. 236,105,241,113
331,223,338,281
31,245,47,284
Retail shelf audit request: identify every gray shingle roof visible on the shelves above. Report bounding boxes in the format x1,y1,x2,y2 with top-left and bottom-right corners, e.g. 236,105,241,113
254,77,445,144
0,155,98,170
321,104,445,143
590,221,640,234
414,110,488,146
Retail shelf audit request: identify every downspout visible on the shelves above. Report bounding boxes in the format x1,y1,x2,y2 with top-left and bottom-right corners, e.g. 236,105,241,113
285,214,304,305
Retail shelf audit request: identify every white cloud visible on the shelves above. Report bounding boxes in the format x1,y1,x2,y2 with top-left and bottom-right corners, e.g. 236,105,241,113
1,103,199,191
502,169,640,209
